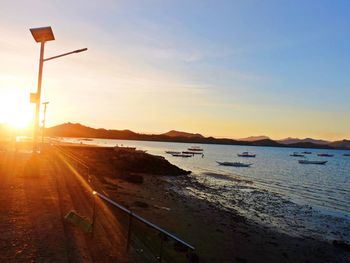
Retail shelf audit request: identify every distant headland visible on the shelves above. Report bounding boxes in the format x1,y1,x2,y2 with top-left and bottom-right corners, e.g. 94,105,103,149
45,122,350,150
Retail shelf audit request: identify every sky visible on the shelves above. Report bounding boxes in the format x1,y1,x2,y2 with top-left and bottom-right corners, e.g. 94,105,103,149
0,0,349,140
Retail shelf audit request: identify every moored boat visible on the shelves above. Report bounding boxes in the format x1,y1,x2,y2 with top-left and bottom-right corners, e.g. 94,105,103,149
165,151,181,154
172,153,193,158
182,151,203,155
317,153,334,157
291,154,305,157
298,160,327,165
187,146,203,152
217,161,252,167
302,151,312,154
237,152,256,158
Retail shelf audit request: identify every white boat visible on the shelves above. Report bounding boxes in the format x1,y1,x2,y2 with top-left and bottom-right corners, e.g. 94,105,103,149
172,153,192,158
298,160,327,165
317,153,334,157
237,152,256,158
290,152,305,157
182,151,203,155
217,161,252,167
165,151,181,154
187,146,203,152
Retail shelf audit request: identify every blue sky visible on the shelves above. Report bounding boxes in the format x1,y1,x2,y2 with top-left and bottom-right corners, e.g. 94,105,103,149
0,1,349,140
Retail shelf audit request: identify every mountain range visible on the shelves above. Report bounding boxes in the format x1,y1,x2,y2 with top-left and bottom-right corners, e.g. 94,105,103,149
45,122,350,150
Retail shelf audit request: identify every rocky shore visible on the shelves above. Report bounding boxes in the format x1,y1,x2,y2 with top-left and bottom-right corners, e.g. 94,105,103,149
65,145,350,262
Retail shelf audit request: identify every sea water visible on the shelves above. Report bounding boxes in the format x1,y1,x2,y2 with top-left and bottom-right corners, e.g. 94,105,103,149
59,137,350,242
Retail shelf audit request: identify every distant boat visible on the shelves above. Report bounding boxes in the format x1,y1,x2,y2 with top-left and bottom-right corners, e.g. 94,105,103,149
114,145,136,151
182,151,203,155
187,146,203,152
165,151,181,154
238,152,256,158
302,151,312,154
217,161,252,167
344,154,350,157
172,153,192,158
291,154,304,157
317,153,334,157
298,160,327,165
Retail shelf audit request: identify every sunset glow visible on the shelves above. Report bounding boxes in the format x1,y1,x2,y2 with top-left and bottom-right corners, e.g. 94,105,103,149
0,1,349,141
0,88,33,129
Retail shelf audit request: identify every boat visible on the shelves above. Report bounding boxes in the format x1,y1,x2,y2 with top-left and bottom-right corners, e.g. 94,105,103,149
302,151,312,154
344,154,350,157
165,151,181,154
317,153,334,157
298,160,327,165
182,151,203,155
114,145,136,151
237,152,256,158
187,146,203,152
217,161,252,167
171,153,192,158
290,152,305,157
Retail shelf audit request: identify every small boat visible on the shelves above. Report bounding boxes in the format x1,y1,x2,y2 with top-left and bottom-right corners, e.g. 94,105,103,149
291,154,305,157
344,154,350,157
165,151,181,154
298,160,327,165
302,151,312,154
172,153,192,158
114,145,136,151
187,146,203,152
217,161,252,167
182,151,203,155
238,152,256,158
317,153,334,157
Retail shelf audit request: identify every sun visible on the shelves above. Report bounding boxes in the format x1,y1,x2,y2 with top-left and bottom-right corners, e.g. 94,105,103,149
0,89,33,129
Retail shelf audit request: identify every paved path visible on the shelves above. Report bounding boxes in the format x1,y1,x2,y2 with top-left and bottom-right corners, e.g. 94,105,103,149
0,150,70,262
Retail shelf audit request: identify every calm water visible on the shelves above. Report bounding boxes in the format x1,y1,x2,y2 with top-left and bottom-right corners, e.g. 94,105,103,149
60,137,350,242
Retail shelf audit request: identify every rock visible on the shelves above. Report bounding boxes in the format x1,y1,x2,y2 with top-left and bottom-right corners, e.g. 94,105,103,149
332,240,350,251
187,252,199,263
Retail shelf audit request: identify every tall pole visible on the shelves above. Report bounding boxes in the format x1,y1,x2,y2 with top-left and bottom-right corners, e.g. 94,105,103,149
41,102,49,145
33,41,45,153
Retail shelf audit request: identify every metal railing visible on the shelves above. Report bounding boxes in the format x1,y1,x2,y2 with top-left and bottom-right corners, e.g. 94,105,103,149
52,144,195,262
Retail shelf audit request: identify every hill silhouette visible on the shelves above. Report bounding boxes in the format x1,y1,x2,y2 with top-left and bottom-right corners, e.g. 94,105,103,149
45,122,350,150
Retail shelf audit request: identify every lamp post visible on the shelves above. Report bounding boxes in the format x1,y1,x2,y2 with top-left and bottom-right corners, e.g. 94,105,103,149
30,26,87,153
41,101,49,145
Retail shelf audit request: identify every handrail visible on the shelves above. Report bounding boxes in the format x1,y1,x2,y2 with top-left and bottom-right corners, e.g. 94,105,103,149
52,144,195,257
94,191,195,251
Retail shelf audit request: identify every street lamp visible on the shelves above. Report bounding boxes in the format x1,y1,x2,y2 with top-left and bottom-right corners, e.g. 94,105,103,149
30,26,87,153
41,101,49,145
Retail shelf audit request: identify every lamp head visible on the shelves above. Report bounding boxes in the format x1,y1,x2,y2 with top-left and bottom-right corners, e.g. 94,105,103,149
30,27,55,43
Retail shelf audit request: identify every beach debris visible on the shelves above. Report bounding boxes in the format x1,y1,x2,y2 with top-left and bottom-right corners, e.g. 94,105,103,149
64,210,92,233
153,205,171,211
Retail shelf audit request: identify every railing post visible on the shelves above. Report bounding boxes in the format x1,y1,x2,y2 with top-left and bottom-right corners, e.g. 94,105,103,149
91,191,97,237
126,211,133,252
159,233,165,262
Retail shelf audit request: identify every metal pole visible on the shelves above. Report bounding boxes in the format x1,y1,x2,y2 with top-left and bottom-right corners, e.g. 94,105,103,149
91,193,97,237
126,212,133,252
33,41,45,153
159,233,165,262
41,102,49,146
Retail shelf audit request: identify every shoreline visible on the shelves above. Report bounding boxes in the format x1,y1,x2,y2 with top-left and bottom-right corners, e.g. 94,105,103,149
64,145,350,262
